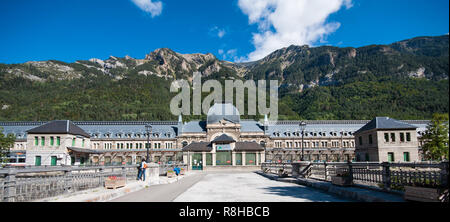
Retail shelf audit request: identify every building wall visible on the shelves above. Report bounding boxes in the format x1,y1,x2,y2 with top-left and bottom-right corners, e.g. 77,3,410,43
376,130,419,162
355,129,419,162
26,133,90,166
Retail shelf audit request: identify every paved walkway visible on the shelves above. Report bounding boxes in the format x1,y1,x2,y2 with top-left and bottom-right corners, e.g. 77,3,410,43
111,171,350,202
110,172,207,202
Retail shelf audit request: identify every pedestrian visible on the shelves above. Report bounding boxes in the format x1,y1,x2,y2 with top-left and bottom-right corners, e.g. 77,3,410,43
137,159,147,181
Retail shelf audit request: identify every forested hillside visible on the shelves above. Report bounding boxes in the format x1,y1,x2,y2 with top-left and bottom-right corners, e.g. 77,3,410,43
0,35,448,121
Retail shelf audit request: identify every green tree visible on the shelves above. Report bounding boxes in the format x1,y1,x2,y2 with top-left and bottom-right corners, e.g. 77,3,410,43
0,127,16,164
421,113,449,161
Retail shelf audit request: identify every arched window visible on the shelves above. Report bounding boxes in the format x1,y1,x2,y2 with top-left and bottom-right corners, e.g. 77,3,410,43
260,141,266,147
182,141,188,147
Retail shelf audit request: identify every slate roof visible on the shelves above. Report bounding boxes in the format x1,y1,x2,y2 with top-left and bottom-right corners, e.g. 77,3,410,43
26,120,90,138
67,147,104,154
354,117,417,134
181,121,207,133
182,142,212,152
0,119,430,140
211,134,236,143
234,142,264,151
207,103,240,124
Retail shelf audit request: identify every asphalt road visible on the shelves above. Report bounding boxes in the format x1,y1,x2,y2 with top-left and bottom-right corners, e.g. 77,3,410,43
110,171,350,202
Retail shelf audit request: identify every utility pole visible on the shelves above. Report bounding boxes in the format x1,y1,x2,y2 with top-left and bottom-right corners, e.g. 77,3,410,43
145,124,152,163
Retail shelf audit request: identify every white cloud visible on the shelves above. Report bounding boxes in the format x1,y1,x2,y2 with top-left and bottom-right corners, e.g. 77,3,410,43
131,0,163,17
218,29,226,38
219,48,246,63
211,26,226,38
238,0,352,61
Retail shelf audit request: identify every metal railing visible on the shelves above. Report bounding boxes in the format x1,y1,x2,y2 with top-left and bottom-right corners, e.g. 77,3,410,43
261,161,449,192
158,162,188,176
0,164,140,202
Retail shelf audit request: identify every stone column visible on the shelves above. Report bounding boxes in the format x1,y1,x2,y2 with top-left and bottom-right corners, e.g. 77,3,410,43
4,168,17,202
212,153,216,166
63,169,72,194
232,152,236,166
202,152,206,168
242,152,246,166
147,163,160,185
256,152,260,165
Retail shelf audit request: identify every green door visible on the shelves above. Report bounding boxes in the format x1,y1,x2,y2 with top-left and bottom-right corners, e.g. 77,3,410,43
235,153,242,165
388,152,394,162
35,156,41,166
51,156,57,166
191,153,203,170
246,153,256,165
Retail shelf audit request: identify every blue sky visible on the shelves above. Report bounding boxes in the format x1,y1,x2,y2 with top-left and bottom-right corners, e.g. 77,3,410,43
0,0,448,64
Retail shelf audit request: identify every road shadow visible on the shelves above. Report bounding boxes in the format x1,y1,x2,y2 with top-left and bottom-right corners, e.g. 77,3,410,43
261,186,352,202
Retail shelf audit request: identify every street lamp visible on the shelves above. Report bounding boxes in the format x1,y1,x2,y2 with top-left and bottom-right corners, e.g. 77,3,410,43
145,124,152,163
299,121,307,161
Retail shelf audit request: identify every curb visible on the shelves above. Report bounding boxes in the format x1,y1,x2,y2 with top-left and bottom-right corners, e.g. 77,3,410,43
256,171,405,202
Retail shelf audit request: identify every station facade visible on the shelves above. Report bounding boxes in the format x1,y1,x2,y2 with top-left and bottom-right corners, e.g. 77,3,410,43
1,103,429,168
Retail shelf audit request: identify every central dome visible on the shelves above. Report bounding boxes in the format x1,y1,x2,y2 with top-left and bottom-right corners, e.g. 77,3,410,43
207,103,240,124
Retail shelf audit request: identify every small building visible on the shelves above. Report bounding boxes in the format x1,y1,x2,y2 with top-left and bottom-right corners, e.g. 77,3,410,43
354,117,419,162
25,120,91,166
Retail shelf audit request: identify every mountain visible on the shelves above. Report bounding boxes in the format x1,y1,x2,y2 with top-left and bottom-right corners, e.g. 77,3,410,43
0,35,448,121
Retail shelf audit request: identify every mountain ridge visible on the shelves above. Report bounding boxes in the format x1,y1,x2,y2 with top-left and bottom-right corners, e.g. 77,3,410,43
0,35,448,121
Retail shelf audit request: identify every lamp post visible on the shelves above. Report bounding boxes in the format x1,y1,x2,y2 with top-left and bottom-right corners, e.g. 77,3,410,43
299,121,307,161
145,124,152,163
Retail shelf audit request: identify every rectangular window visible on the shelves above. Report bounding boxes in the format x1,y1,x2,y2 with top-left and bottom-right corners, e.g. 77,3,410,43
358,136,363,146
35,136,39,146
390,133,396,142
206,153,213,166
235,153,242,165
403,152,410,162
365,153,370,161
400,133,405,142
368,134,373,144
72,138,76,146
384,133,389,142
216,151,231,166
82,139,85,147
41,136,45,146
50,137,54,146
388,152,395,162
406,133,411,142
56,137,60,146
246,153,257,165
